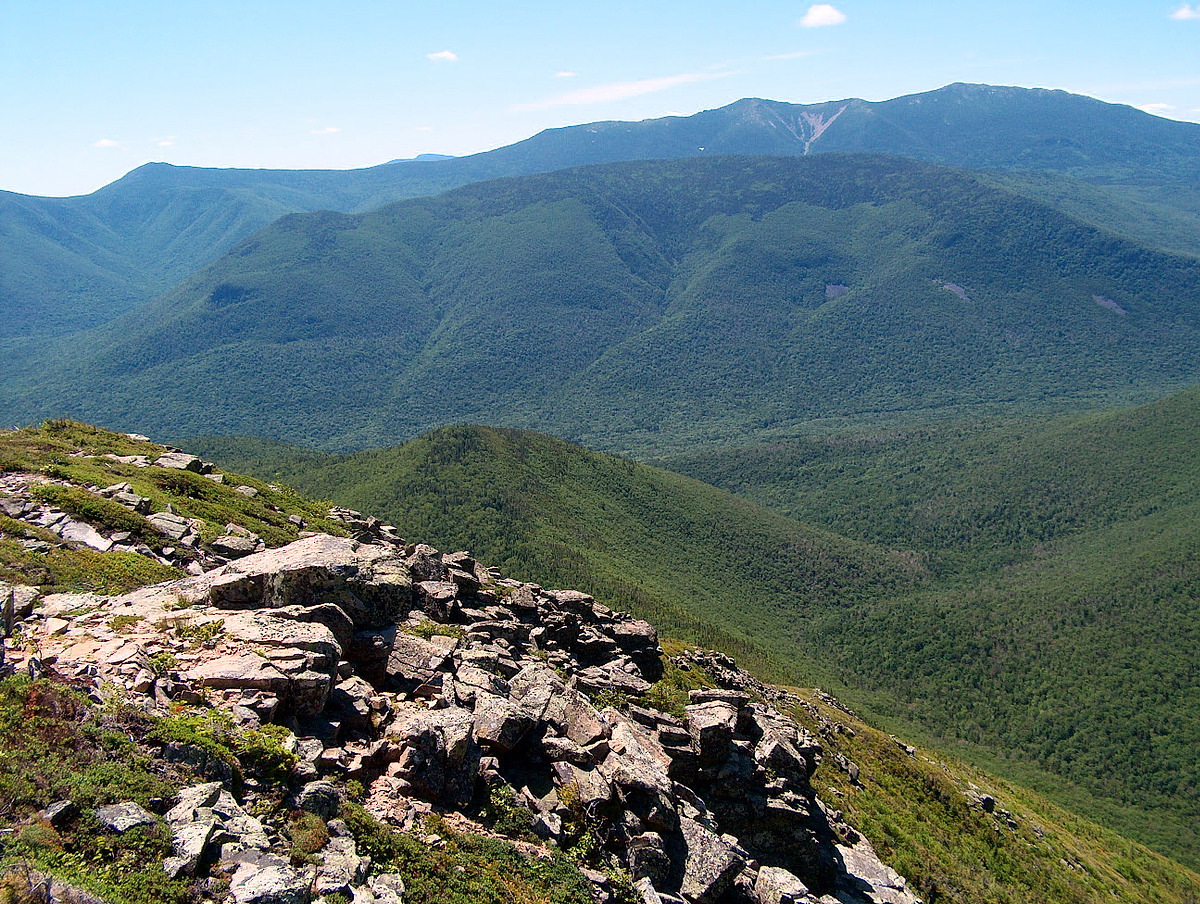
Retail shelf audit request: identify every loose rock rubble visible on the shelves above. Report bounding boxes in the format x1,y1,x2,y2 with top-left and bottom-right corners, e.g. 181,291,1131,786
3,503,919,903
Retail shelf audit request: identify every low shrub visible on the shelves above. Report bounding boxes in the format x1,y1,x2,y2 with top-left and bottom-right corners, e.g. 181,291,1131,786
287,812,329,864
338,801,598,904
147,709,295,787
235,724,298,785
402,620,465,640
477,783,535,839
109,615,142,633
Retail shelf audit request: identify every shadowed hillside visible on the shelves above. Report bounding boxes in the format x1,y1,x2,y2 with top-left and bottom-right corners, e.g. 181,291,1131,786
10,153,1200,452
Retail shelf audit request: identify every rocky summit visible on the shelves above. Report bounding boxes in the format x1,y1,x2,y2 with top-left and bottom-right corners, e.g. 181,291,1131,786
2,469,918,904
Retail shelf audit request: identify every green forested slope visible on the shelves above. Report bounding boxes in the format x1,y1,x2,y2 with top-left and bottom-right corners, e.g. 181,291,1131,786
660,387,1200,864
191,426,923,679
795,682,1200,904
0,162,462,340
12,154,1200,451
658,385,1200,564
195,395,1200,867
984,173,1200,259
0,191,147,336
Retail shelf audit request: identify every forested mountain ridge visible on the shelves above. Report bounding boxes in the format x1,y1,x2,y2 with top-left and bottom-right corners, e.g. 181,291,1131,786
5,82,1200,342
4,420,1200,904
189,424,927,677
657,384,1200,564
657,385,1200,865
189,392,1200,869
9,152,1200,453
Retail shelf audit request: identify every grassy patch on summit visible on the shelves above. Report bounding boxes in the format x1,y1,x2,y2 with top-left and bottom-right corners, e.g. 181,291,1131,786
0,420,348,591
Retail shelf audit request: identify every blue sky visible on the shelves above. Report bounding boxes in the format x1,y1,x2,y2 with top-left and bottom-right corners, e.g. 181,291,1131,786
3,0,1199,197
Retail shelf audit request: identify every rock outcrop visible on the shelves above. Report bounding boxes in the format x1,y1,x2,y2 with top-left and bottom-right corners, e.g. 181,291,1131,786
2,494,918,904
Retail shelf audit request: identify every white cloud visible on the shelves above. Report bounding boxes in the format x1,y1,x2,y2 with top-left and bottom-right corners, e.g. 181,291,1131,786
415,125,433,132
765,50,816,60
1171,4,1200,19
93,138,119,148
1139,102,1176,114
427,50,458,62
310,126,341,135
512,71,732,111
555,70,578,78
800,4,847,27
156,136,176,147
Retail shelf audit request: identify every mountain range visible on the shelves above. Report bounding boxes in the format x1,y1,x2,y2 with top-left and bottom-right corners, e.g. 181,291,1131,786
6,150,1199,452
5,82,1200,344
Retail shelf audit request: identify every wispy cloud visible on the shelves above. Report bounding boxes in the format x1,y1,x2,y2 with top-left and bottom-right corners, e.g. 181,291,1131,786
310,126,341,135
427,50,458,62
555,70,578,78
155,137,176,148
1170,4,1200,19
800,4,847,27
1139,102,1176,114
93,138,119,148
765,50,816,60
512,70,732,111
415,126,433,132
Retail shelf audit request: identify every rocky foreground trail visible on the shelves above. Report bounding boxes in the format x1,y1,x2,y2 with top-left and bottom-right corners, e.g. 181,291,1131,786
2,507,919,904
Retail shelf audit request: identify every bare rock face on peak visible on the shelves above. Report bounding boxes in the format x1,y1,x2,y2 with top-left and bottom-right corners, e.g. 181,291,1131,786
192,534,413,628
4,519,918,904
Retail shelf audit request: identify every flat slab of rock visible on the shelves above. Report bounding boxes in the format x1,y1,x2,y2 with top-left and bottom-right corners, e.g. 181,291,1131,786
229,854,310,904
222,612,342,668
190,654,292,694
167,782,225,822
155,452,205,472
2,581,41,620
195,535,410,627
213,535,259,558
836,839,921,904
95,801,158,833
58,519,113,551
149,511,192,541
473,692,535,754
686,701,739,765
38,800,77,828
168,818,218,877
